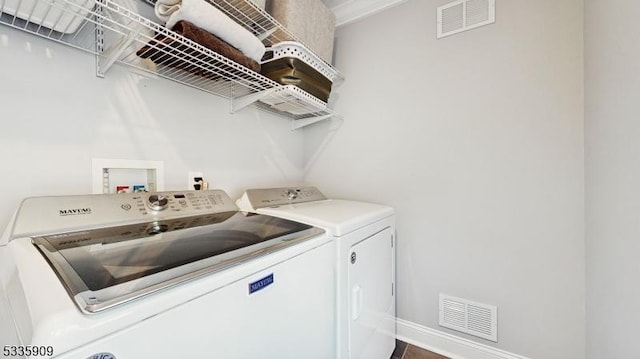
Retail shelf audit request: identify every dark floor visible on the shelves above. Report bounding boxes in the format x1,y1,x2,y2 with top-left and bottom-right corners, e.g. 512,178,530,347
391,340,450,359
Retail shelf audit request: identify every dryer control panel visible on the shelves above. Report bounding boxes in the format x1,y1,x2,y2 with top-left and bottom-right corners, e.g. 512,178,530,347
236,186,327,211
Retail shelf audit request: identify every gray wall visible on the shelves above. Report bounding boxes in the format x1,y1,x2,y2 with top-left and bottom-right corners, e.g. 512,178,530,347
304,1,585,358
0,25,306,232
585,0,640,357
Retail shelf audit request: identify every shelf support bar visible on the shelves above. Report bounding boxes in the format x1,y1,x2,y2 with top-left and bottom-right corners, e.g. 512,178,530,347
291,114,335,130
256,28,277,41
231,88,278,113
97,29,141,77
95,0,106,78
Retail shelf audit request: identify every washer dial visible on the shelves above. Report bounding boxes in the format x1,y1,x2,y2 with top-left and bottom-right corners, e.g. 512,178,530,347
147,194,169,211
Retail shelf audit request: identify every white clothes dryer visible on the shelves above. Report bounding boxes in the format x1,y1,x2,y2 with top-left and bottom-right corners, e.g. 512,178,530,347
237,187,396,359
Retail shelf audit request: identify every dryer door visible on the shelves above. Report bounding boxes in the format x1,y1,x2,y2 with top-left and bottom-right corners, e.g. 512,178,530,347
347,227,395,359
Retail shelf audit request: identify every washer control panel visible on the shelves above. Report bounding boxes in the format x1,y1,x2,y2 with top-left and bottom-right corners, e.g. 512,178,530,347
130,191,233,216
236,186,327,211
10,190,238,239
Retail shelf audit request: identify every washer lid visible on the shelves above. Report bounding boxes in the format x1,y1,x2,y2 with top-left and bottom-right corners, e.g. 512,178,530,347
32,212,323,313
256,199,394,237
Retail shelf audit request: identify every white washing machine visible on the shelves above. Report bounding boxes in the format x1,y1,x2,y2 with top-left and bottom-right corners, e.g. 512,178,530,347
237,186,396,359
0,189,335,359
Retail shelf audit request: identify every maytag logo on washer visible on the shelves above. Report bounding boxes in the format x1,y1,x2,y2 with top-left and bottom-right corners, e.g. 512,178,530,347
59,208,93,216
86,353,115,359
249,273,274,294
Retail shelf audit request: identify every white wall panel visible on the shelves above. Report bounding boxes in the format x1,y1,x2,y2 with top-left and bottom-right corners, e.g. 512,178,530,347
585,0,640,357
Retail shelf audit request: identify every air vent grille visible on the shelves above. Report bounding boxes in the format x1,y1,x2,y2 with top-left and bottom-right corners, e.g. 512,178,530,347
441,3,464,34
437,0,495,38
439,294,498,342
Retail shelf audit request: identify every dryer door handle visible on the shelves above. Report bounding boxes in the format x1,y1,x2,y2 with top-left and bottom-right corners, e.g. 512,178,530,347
351,284,363,320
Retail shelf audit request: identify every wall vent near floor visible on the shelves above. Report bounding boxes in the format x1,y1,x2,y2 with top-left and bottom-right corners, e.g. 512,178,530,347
437,0,495,38
438,293,498,342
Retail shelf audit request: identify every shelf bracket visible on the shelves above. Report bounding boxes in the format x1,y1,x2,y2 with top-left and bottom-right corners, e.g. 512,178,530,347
231,88,278,113
291,114,335,130
256,28,277,41
97,29,142,77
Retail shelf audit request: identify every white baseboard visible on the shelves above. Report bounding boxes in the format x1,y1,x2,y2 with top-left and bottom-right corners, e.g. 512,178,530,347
396,318,531,359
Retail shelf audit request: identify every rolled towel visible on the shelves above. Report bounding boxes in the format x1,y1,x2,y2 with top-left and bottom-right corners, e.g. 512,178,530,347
154,0,265,62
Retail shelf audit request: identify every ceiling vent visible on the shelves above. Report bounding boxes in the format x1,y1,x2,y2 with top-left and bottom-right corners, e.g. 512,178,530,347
437,0,495,38
439,293,498,342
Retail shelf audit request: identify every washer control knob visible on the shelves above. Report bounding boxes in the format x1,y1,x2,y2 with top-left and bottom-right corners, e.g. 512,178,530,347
286,190,298,201
148,194,169,211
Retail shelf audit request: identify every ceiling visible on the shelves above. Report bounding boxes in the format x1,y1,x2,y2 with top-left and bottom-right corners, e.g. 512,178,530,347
320,0,408,27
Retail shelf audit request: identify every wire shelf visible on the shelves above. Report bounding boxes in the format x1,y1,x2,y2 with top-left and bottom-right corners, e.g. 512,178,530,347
0,0,341,127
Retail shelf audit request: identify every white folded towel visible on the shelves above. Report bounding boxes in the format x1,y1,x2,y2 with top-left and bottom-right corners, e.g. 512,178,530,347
155,0,266,62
